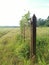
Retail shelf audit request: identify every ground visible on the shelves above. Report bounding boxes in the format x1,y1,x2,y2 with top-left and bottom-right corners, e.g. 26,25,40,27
0,27,49,65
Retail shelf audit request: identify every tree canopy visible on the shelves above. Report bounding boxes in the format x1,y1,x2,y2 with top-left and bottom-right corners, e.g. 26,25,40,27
37,16,49,27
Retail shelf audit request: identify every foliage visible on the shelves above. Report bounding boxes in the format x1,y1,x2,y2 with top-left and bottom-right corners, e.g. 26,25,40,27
37,16,49,27
0,27,49,65
45,16,49,26
20,11,30,37
36,27,49,65
37,18,46,27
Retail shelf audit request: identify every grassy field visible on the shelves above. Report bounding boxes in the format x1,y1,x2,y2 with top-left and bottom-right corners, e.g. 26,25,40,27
0,27,49,65
36,27,49,65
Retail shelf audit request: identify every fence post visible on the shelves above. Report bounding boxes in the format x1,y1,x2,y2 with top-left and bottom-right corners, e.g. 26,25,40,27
30,14,36,60
24,24,25,42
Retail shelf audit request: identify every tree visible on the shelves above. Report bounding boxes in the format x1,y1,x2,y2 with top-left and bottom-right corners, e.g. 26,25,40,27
45,16,49,27
37,18,46,27
20,11,30,30
20,11,30,39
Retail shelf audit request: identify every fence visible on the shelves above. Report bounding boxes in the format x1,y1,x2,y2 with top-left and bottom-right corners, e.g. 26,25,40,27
21,14,37,59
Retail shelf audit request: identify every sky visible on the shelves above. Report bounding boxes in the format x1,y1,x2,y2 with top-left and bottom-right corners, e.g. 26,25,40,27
0,0,49,26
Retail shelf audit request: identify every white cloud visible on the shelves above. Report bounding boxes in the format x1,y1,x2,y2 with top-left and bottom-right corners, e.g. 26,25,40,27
30,8,49,19
0,0,49,26
0,0,29,26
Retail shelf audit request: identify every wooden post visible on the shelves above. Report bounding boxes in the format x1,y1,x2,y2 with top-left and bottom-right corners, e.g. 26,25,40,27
24,24,25,42
30,14,36,59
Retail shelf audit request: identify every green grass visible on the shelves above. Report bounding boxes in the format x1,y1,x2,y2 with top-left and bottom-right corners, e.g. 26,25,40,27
36,27,49,65
0,27,49,65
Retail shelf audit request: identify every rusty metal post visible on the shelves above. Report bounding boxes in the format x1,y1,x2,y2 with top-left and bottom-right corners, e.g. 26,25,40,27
30,14,36,59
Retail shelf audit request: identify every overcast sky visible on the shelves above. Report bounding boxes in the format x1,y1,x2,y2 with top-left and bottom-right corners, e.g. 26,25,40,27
0,0,49,26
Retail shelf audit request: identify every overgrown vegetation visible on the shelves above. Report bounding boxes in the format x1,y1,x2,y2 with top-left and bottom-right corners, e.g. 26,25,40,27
0,27,49,65
0,12,49,65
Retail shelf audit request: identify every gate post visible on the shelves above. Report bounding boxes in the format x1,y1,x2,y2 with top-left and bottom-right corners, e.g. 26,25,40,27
30,14,37,60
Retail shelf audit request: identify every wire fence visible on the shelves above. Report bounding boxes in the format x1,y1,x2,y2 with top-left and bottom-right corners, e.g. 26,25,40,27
20,14,37,60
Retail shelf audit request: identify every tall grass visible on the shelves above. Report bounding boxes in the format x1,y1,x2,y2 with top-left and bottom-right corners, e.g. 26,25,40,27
0,27,49,65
